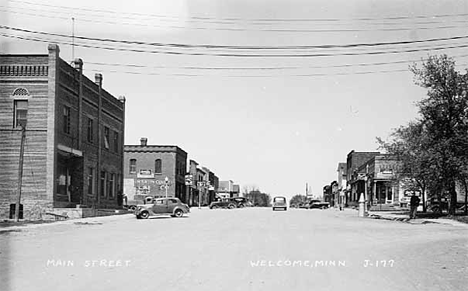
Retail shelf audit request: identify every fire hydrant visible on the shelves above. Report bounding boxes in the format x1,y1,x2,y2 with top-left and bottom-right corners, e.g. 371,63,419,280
358,194,367,217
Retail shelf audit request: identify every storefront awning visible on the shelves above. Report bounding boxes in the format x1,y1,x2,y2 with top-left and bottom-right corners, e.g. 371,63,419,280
57,144,83,157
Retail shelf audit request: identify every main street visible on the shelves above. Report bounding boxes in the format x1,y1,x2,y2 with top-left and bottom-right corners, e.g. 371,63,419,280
1,208,467,291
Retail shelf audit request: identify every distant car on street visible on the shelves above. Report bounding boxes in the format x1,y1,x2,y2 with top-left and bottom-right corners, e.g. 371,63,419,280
272,196,287,211
209,198,238,209
134,197,190,219
307,200,330,209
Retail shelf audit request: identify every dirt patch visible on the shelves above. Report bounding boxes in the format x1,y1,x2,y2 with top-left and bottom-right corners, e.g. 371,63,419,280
0,220,57,228
73,222,103,225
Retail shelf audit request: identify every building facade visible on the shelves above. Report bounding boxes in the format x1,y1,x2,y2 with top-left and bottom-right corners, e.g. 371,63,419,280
123,138,187,203
337,162,347,206
346,150,381,205
0,44,126,220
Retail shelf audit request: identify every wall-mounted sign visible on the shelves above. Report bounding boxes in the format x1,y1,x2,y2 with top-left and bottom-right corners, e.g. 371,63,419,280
137,169,154,178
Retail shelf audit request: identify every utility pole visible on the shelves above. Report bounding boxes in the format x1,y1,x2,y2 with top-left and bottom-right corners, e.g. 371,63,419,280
15,126,26,222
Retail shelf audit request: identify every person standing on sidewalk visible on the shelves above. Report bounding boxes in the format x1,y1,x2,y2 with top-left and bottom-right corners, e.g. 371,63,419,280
409,193,421,219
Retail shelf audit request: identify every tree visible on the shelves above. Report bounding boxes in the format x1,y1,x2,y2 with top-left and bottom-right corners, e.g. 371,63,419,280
290,194,307,206
377,121,435,212
245,189,271,207
410,55,468,215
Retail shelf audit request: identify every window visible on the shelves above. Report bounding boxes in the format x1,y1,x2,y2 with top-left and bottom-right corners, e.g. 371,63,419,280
87,118,94,143
100,171,106,197
14,100,28,128
63,106,71,134
108,173,115,198
169,199,178,204
88,167,95,194
155,159,162,174
113,131,119,153
129,159,136,174
104,126,110,149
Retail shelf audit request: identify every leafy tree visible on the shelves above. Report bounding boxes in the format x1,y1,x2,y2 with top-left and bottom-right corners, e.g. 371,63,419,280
377,121,434,212
410,55,468,215
245,189,271,207
290,194,307,206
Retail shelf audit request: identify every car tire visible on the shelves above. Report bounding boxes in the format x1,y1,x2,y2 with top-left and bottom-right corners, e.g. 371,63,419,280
139,211,150,219
284,207,287,211
136,215,142,219
238,204,245,208
174,209,184,218
273,207,276,211
228,204,236,209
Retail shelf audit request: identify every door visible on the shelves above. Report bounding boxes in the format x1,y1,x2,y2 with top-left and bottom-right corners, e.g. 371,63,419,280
167,199,178,213
152,199,168,214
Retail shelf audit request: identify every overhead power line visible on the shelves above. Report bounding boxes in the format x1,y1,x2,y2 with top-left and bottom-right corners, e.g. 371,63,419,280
2,31,468,59
2,7,468,33
9,0,468,24
2,25,468,51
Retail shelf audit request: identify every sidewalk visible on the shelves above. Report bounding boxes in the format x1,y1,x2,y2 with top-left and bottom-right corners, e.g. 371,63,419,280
367,210,468,227
0,212,133,233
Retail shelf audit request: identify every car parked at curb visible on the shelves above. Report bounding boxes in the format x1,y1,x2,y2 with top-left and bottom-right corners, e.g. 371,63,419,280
135,197,190,219
307,200,330,209
272,196,287,211
209,198,239,209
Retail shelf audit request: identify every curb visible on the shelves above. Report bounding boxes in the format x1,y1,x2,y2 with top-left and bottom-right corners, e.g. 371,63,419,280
367,213,468,226
0,213,133,233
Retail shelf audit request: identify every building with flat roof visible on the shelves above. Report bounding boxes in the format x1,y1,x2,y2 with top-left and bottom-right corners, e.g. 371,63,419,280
0,44,126,220
124,138,187,204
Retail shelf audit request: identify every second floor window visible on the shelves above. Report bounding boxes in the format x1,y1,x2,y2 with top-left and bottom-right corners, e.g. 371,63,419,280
155,159,162,174
104,126,110,149
14,100,28,128
130,159,136,174
63,106,71,134
87,118,94,143
113,131,119,153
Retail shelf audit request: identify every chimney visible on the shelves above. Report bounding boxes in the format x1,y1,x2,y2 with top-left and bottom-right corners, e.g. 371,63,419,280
140,137,148,146
95,73,102,87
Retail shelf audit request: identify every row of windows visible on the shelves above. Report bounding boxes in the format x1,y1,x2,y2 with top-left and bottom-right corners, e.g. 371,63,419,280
12,100,120,152
87,167,119,198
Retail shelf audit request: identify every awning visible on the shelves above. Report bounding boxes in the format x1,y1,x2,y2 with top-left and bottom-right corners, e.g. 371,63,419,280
57,144,83,157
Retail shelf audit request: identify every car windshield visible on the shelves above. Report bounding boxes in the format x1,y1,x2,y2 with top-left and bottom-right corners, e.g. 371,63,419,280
274,197,286,203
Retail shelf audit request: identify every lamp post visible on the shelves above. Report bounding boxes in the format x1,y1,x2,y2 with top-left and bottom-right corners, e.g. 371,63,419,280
165,176,169,198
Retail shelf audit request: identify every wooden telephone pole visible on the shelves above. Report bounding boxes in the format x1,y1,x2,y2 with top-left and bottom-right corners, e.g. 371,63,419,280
15,126,26,221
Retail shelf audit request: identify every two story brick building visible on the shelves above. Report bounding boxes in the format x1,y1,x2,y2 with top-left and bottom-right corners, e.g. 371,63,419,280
0,44,126,220
123,138,188,204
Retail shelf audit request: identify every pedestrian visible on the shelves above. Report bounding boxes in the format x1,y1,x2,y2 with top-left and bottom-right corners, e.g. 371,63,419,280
409,193,421,219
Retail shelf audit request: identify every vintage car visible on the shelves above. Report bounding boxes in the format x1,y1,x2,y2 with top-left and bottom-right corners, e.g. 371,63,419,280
134,197,190,219
272,196,287,211
209,198,238,209
307,200,330,209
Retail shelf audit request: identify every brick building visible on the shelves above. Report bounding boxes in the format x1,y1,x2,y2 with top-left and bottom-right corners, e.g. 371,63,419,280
346,150,381,205
123,138,187,203
0,44,126,220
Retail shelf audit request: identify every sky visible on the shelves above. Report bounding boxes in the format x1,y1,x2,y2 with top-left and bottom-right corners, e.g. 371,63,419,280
1,0,468,200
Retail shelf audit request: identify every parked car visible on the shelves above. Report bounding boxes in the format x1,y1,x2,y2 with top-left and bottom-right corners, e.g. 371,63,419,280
134,197,190,219
231,197,249,208
209,198,238,209
308,200,330,209
272,196,287,211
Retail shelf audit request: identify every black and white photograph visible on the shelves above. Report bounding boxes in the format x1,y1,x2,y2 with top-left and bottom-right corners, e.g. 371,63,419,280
1,0,468,290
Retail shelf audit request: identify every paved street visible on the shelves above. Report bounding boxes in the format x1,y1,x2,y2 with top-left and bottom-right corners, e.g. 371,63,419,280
1,208,468,291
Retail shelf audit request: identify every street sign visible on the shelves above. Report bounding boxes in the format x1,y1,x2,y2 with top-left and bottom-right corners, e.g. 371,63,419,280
185,174,193,186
